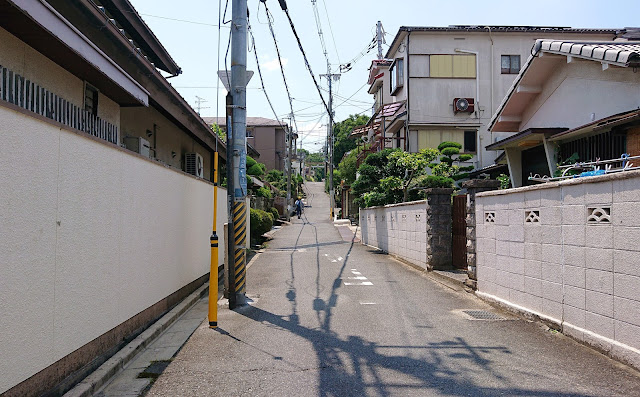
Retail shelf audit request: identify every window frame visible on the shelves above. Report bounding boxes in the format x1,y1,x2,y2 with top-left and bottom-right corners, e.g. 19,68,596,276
84,82,99,116
501,55,521,74
463,130,477,154
390,58,404,95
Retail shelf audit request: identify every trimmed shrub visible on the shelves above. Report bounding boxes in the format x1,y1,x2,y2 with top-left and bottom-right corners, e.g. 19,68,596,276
250,208,273,237
256,186,272,198
269,207,280,220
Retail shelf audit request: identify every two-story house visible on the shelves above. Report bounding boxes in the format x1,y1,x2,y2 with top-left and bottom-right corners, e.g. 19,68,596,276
365,26,624,169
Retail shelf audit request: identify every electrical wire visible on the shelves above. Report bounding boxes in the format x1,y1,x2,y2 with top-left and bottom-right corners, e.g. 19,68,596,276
320,0,341,64
270,0,330,116
262,4,299,136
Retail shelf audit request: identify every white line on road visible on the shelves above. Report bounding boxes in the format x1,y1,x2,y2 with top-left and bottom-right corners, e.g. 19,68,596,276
344,281,373,286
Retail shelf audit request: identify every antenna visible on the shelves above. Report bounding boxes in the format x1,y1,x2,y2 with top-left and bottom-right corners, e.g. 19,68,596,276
195,96,210,115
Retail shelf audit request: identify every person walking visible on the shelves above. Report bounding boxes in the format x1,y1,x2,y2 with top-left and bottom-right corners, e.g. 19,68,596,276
295,197,303,219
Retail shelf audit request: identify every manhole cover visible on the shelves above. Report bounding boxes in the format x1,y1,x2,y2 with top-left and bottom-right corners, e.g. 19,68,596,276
462,310,507,320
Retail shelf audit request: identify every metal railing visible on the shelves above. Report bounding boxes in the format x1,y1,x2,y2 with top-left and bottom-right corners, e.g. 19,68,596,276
0,65,118,144
528,154,640,183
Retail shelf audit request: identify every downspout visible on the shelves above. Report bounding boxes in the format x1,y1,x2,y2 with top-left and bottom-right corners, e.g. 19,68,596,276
406,29,411,151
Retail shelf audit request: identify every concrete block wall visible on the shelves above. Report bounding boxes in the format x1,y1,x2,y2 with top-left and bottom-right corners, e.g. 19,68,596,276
475,170,640,368
360,201,429,269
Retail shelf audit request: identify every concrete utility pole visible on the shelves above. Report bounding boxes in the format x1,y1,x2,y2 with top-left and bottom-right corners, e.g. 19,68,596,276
227,0,248,309
377,21,384,59
284,116,292,221
320,72,340,219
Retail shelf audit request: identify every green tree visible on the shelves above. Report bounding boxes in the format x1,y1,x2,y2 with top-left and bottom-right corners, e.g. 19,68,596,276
337,150,358,185
306,152,325,163
429,141,474,181
246,156,265,177
211,123,226,142
332,114,370,167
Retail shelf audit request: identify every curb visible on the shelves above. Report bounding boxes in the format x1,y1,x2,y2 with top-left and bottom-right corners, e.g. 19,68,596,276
64,283,210,397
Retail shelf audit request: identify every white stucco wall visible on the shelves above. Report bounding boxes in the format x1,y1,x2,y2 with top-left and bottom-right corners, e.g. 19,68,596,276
0,105,223,393
475,171,640,368
360,201,428,268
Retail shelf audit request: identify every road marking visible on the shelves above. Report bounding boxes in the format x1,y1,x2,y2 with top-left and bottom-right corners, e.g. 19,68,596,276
337,256,343,261
344,281,373,286
359,302,377,305
351,271,362,275
344,269,373,286
331,260,337,263
348,276,367,280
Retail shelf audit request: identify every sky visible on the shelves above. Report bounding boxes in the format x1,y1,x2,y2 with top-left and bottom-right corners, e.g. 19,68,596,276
130,0,640,152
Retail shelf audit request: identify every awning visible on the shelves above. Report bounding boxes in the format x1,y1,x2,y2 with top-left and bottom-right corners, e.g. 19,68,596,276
548,109,640,142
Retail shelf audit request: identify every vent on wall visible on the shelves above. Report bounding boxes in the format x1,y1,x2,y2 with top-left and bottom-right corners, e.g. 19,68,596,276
185,152,204,178
453,97,475,114
587,207,611,223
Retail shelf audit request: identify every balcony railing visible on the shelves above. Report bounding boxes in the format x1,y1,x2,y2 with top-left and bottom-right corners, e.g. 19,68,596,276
0,65,118,144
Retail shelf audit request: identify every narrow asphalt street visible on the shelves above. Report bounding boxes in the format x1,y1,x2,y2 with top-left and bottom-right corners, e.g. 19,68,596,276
147,182,640,396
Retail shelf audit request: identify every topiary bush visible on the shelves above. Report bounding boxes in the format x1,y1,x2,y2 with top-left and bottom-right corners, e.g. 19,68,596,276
269,207,280,220
256,186,272,198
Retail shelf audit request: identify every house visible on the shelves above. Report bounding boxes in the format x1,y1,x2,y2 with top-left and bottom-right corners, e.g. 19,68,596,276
487,40,640,187
361,26,626,169
0,0,231,395
205,116,292,172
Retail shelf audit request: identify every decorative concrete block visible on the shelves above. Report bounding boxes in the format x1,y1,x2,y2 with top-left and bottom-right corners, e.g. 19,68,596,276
614,296,640,327
586,269,614,295
565,285,586,309
564,245,585,267
613,177,640,203
524,276,543,297
562,205,586,225
542,298,563,320
509,241,525,259
614,226,640,251
540,188,563,207
614,320,640,349
540,206,562,225
524,259,542,279
612,202,640,227
586,290,614,318
563,304,586,329
524,243,542,260
586,225,613,249
614,273,640,302
585,312,615,340
562,184,586,205
541,225,562,244
564,265,586,288
585,181,613,205
541,244,563,265
541,263,562,284
541,280,563,303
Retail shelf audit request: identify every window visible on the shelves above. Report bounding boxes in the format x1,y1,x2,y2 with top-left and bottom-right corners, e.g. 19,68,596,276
501,55,520,74
84,83,99,116
390,58,404,94
430,55,475,78
464,130,477,153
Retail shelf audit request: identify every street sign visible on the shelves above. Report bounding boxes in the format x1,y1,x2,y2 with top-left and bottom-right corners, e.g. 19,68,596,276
217,70,254,92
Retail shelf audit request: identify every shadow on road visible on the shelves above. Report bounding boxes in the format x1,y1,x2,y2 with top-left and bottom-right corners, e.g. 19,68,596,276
234,183,594,397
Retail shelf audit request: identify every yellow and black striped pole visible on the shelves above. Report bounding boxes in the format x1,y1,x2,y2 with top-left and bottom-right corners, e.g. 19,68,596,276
232,201,247,295
208,152,219,328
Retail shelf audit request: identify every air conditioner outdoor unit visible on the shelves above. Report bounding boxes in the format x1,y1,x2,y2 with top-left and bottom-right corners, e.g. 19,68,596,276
185,152,204,178
453,97,475,114
123,136,151,157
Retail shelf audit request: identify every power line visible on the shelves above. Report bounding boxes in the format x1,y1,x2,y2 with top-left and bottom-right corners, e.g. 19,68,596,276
139,13,229,27
320,0,341,64
271,0,330,116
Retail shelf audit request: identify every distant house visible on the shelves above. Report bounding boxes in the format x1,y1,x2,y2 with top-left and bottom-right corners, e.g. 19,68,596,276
0,0,229,395
205,116,292,172
487,40,640,187
360,26,628,170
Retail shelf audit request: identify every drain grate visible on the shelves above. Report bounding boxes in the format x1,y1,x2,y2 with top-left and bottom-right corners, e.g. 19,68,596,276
462,310,507,320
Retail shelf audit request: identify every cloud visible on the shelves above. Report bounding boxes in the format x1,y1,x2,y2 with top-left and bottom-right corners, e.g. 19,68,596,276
261,57,288,72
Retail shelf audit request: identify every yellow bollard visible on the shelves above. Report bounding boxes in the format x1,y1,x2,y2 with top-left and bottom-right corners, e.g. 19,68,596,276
208,152,219,328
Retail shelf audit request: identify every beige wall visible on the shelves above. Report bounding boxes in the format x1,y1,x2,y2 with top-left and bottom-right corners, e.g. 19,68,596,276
476,171,640,369
247,126,285,171
520,61,640,132
0,105,222,393
120,106,212,179
0,26,120,127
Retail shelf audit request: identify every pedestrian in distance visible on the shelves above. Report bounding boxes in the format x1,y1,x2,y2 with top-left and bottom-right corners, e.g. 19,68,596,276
295,197,303,219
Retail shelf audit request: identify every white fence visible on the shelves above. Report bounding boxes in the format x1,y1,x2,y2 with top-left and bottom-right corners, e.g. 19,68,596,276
475,170,640,368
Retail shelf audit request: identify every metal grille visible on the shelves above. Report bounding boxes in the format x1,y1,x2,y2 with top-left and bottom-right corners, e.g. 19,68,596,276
462,310,507,320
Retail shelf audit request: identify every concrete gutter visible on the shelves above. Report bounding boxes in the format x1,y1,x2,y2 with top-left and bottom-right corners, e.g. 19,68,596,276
63,283,209,397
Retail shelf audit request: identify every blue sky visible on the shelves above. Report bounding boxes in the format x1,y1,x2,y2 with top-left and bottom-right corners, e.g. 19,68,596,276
130,0,640,151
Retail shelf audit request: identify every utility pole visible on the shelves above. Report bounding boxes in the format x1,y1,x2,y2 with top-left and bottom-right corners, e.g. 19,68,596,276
320,72,340,220
376,21,385,59
283,116,292,222
227,0,248,309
